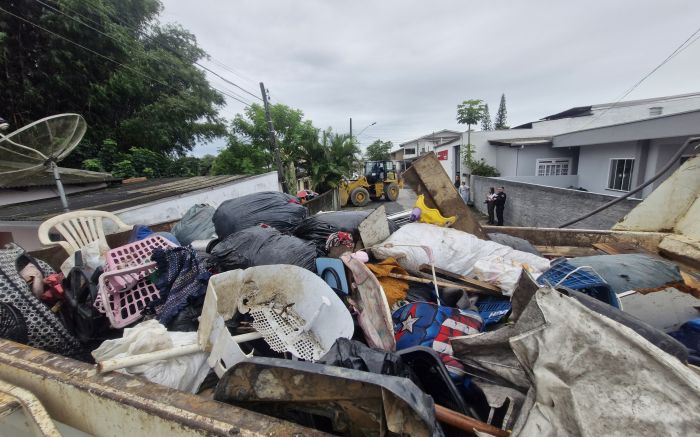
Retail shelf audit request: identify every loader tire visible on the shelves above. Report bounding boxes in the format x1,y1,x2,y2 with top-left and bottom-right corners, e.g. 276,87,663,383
385,183,400,201
350,187,371,207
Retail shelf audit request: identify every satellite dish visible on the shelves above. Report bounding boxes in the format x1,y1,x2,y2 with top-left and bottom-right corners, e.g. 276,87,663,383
0,114,87,211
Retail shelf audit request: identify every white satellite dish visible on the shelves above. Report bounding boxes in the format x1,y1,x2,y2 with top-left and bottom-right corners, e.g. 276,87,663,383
0,114,87,211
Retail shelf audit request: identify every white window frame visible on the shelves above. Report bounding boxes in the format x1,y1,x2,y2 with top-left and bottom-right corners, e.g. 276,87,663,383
535,158,571,177
607,158,635,192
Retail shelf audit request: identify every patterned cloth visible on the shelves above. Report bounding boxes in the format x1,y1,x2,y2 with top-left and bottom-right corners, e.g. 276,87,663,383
325,231,354,252
393,302,482,381
150,247,210,325
0,244,81,355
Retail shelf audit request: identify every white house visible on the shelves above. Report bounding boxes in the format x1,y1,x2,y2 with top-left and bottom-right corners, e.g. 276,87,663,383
394,129,461,172
434,92,700,198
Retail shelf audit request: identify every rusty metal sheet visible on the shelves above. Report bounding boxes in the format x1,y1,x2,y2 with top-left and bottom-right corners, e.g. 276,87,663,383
0,339,327,436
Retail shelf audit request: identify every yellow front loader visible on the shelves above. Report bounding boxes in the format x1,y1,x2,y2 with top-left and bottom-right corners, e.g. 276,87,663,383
340,160,402,207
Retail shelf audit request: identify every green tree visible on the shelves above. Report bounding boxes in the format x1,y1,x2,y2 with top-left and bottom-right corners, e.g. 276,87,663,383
456,99,485,165
494,94,509,129
111,160,136,178
198,154,216,175
0,0,226,163
481,103,493,131
365,139,393,161
82,158,103,172
211,136,268,176
232,103,318,190
297,129,359,192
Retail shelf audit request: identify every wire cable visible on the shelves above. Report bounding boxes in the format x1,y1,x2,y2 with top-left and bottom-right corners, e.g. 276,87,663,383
34,0,261,103
579,24,700,130
0,5,253,107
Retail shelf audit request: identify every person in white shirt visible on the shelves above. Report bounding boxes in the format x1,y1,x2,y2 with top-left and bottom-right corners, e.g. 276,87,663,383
485,187,497,224
458,181,470,204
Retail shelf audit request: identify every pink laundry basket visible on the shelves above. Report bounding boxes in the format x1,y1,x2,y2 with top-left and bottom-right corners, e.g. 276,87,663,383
95,235,176,328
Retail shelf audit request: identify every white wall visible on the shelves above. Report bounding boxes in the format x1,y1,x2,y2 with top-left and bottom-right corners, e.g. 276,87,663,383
1,172,280,250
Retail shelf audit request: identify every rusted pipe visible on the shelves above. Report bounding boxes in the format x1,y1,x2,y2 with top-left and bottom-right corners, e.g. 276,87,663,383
435,404,510,436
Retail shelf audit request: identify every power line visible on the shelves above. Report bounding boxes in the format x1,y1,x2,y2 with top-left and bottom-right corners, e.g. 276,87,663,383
580,24,700,130
34,0,261,104
1,5,253,108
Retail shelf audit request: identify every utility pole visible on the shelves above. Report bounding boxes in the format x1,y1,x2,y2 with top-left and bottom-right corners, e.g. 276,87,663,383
260,82,288,193
349,117,353,139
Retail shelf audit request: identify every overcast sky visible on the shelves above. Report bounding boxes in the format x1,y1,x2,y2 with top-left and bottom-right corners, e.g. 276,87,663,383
159,0,700,157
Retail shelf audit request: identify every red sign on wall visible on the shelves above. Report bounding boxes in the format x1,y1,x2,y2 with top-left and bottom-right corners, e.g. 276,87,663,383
436,150,448,161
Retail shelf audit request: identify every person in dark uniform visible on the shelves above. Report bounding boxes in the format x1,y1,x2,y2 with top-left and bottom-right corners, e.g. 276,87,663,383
495,186,507,226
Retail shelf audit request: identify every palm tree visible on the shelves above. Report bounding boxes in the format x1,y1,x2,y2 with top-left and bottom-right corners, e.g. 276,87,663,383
298,129,360,192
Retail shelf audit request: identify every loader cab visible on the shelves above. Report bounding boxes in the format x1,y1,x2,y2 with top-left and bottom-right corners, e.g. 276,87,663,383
364,160,396,184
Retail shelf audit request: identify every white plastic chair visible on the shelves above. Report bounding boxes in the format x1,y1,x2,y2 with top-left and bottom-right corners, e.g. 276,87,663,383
38,210,133,255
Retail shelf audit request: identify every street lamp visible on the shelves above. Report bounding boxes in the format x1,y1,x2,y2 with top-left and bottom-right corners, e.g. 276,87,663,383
356,121,377,139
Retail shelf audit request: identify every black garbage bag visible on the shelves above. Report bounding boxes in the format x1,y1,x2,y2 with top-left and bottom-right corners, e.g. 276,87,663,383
319,337,415,378
294,210,399,251
208,226,317,272
213,192,307,239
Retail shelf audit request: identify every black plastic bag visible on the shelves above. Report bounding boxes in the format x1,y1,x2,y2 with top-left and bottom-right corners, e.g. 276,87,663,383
208,226,317,272
213,192,307,239
294,210,398,251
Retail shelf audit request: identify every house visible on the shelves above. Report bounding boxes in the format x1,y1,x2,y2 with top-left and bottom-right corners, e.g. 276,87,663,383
434,92,700,198
396,129,461,172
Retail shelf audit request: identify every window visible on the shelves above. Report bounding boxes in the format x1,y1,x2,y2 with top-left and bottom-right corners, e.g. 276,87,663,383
536,158,571,176
404,147,416,155
649,106,663,116
608,159,634,191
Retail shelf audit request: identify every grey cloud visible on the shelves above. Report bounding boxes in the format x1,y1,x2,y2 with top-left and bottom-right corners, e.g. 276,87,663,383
160,0,700,155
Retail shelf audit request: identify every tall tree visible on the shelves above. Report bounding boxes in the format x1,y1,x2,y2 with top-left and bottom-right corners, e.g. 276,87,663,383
231,103,317,190
494,94,509,129
481,103,493,131
456,98,485,150
0,0,226,164
365,139,393,161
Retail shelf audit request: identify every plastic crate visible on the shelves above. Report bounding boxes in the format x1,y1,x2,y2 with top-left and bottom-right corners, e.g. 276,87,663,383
105,235,175,271
96,264,160,328
537,259,619,308
475,297,511,326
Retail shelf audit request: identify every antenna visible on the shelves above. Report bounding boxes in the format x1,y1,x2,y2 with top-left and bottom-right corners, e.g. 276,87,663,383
0,114,87,211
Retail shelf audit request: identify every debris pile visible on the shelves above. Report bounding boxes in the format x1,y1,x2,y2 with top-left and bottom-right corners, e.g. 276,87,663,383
2,168,700,436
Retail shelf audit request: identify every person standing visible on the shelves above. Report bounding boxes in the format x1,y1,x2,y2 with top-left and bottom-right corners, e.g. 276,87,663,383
454,174,460,189
485,187,496,224
495,186,507,226
458,181,470,204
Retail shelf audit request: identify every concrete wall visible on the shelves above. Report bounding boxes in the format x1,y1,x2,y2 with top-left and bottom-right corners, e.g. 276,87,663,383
500,175,579,188
471,176,641,229
576,141,638,197
494,144,578,177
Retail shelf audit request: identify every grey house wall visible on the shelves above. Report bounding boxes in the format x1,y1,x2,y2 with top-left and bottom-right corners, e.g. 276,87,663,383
494,144,578,177
577,141,638,196
471,176,642,230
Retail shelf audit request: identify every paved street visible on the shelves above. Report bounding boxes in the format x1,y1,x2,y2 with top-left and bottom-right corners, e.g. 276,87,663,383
343,188,417,215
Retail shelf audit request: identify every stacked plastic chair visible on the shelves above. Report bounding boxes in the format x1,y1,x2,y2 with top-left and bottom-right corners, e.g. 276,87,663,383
94,235,176,328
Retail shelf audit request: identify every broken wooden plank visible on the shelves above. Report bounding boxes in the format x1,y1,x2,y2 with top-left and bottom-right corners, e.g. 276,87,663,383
385,272,501,295
592,242,650,255
402,153,488,239
418,264,502,294
534,245,600,258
